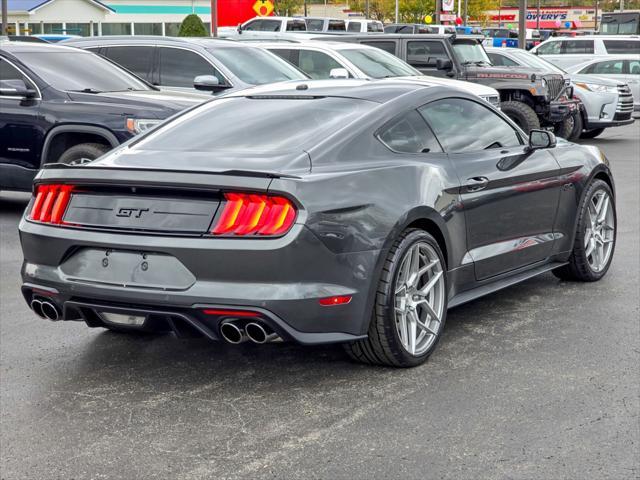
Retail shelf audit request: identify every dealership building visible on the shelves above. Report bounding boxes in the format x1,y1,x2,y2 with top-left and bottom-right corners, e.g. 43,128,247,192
4,0,257,36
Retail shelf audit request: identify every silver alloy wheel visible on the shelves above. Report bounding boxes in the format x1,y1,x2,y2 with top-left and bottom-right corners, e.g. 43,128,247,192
585,189,615,272
394,241,445,356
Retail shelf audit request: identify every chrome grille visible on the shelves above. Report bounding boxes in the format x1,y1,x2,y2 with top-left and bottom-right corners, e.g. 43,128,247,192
616,84,634,114
544,75,565,99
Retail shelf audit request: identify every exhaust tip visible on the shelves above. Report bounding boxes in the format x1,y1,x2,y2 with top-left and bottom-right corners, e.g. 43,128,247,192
41,301,60,321
220,322,244,344
245,322,268,344
31,299,45,319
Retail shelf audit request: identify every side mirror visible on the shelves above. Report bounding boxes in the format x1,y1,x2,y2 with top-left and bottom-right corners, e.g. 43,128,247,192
0,79,37,98
237,23,243,34
329,68,349,79
527,129,556,151
436,58,453,71
193,75,229,92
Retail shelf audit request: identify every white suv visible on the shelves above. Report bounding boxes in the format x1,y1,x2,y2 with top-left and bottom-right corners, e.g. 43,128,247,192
530,35,640,68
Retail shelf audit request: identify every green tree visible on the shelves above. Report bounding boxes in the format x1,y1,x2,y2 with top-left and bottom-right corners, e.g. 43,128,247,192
274,0,304,16
466,0,500,25
178,14,208,37
349,0,396,22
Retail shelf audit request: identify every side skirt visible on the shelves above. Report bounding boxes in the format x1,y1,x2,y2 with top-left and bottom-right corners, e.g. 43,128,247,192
448,261,568,309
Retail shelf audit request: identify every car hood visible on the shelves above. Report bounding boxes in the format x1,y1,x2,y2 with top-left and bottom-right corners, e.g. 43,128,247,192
66,90,210,116
396,75,499,97
569,73,626,86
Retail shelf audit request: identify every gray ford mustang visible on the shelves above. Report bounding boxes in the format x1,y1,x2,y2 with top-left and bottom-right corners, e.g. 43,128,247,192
19,79,616,367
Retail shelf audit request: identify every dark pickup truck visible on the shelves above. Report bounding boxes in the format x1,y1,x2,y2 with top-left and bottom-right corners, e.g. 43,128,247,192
328,33,578,135
0,42,209,191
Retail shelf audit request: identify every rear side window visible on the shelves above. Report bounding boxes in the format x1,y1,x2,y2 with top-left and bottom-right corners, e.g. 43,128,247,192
158,47,224,88
628,60,640,75
328,20,346,31
286,20,306,31
102,46,154,81
377,110,442,154
419,98,522,153
306,19,324,31
134,97,375,154
536,41,561,55
407,41,448,67
604,40,640,54
368,22,383,32
361,41,397,55
347,22,361,32
583,59,624,75
297,50,343,79
562,40,594,54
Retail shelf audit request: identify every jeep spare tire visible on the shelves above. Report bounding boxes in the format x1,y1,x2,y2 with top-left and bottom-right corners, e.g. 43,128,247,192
501,101,540,133
57,143,110,166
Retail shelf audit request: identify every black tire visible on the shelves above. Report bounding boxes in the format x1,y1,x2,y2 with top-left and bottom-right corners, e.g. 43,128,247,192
579,128,606,139
501,101,541,133
553,179,616,282
344,229,448,367
57,142,110,165
555,112,583,141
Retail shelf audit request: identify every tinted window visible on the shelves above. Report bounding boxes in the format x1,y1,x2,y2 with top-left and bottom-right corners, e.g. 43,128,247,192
340,48,418,78
537,40,561,54
347,21,361,32
583,59,624,75
103,46,154,81
628,60,640,75
159,47,222,88
0,58,28,82
207,47,306,85
135,97,375,154
562,40,594,54
378,110,442,154
328,20,346,31
419,98,521,153
604,39,640,54
286,20,306,31
361,41,397,55
368,22,383,32
487,53,519,67
306,19,324,31
297,50,343,79
407,41,448,67
12,51,149,91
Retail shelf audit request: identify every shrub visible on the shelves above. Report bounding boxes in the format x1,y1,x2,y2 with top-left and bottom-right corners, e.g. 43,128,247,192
178,14,208,37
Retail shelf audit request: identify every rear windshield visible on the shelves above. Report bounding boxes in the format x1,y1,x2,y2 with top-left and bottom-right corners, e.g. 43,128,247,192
134,96,375,154
206,47,307,85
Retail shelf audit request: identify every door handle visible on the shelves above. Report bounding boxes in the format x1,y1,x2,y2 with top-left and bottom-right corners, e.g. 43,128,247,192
465,176,489,192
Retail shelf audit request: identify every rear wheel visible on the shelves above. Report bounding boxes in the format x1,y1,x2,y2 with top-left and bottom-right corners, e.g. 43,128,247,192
344,229,448,367
501,101,540,133
579,128,605,139
553,179,616,281
57,142,109,166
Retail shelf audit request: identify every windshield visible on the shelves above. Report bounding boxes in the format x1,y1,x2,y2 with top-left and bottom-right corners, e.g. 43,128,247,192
207,47,307,85
134,97,375,154
452,42,491,65
511,50,566,74
12,51,150,92
340,48,419,78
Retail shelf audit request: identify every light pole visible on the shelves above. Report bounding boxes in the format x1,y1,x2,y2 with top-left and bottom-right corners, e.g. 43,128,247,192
210,0,217,36
518,0,527,48
395,0,399,23
1,0,7,36
536,0,540,29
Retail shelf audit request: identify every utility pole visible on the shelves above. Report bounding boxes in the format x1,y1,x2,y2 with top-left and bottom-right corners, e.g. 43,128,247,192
395,0,399,23
594,0,598,30
436,0,442,25
463,0,468,25
536,0,540,29
1,0,8,36
518,0,526,48
365,0,369,18
210,0,217,36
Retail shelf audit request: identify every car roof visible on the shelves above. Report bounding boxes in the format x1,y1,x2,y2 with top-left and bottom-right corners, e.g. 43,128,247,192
61,36,243,47
227,78,438,103
543,34,640,40
247,40,376,50
0,41,93,53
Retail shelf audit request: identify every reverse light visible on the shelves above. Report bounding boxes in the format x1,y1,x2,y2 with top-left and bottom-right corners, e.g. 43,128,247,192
211,193,297,237
29,184,74,224
319,295,352,307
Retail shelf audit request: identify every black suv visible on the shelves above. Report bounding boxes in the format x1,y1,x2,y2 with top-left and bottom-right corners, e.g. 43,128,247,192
0,42,209,191
328,33,578,134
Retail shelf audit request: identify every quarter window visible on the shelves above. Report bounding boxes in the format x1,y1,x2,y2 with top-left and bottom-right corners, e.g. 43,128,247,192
377,110,442,154
286,20,307,31
407,41,448,67
0,58,31,86
419,98,522,153
347,21,361,32
159,48,224,88
102,46,154,81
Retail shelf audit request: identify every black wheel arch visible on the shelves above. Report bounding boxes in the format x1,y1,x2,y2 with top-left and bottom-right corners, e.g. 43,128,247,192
40,125,119,167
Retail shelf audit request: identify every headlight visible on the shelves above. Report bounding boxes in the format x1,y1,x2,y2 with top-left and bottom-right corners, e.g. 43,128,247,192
126,118,162,134
575,82,617,93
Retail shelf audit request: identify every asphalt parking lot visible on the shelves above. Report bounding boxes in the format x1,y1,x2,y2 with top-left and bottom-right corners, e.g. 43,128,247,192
1,123,639,480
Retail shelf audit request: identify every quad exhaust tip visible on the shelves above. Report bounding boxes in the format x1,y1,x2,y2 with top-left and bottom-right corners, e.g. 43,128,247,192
245,322,279,344
219,320,281,344
219,321,247,344
31,298,60,321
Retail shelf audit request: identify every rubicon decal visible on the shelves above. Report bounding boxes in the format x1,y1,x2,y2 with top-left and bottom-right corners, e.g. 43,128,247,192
477,73,530,79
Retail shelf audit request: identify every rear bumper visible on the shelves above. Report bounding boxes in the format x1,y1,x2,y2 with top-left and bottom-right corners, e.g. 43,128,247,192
19,218,380,344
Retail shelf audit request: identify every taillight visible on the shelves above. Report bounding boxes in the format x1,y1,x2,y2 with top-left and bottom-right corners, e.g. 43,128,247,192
211,193,297,236
29,184,74,225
